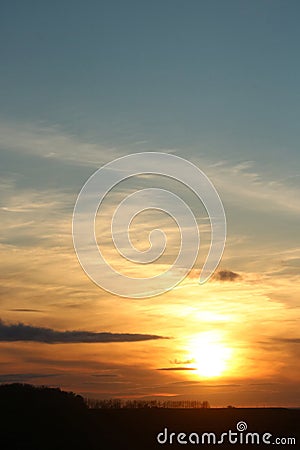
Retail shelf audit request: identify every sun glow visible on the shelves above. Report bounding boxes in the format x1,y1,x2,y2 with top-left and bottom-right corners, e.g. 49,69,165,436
188,331,233,378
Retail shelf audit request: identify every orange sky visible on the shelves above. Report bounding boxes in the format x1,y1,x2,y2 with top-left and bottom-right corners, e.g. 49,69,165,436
1,196,299,406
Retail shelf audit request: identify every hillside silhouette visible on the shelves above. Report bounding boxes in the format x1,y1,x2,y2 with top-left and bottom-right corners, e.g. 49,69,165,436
0,383,299,449
0,383,90,450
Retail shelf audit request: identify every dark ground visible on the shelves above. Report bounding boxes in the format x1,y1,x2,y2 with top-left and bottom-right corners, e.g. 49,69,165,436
89,408,300,449
0,384,299,449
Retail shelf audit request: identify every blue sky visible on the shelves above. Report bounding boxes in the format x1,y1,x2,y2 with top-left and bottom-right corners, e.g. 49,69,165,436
1,0,299,256
0,1,300,404
1,0,300,167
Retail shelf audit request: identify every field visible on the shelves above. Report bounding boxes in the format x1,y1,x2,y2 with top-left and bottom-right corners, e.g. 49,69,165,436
89,408,299,449
1,385,298,449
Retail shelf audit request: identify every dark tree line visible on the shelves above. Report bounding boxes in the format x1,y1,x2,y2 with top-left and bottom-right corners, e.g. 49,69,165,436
0,382,86,411
86,397,210,409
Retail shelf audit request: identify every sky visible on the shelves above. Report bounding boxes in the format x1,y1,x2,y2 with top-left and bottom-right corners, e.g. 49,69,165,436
0,1,300,406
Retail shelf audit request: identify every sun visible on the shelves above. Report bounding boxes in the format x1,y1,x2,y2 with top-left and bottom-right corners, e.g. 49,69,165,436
188,331,233,378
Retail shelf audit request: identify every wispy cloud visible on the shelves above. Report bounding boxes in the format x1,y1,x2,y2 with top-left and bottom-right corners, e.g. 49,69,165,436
0,121,120,167
1,120,300,217
201,159,300,214
0,373,59,383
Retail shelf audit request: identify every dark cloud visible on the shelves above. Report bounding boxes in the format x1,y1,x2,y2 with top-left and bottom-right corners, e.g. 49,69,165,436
0,373,58,383
259,337,300,348
8,309,43,313
214,270,241,282
157,367,196,371
272,337,300,344
92,373,119,378
0,319,167,344
169,358,194,365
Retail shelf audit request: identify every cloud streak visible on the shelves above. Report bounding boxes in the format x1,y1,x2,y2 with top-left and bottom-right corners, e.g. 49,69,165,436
157,367,197,371
0,320,167,344
8,309,43,313
0,373,59,383
272,337,300,344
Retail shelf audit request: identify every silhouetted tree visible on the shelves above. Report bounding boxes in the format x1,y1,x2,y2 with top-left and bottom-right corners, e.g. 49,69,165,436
202,400,210,409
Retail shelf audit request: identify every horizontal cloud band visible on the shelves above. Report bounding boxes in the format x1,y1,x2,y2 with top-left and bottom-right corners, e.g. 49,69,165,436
0,320,167,344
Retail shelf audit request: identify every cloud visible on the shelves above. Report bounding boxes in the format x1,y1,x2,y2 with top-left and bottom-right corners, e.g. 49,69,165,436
259,337,300,348
0,373,58,383
282,257,300,268
272,337,300,344
92,373,119,378
0,319,167,344
0,121,120,167
2,121,300,219
214,270,241,282
157,367,197,371
169,358,194,365
171,381,241,388
201,159,300,215
8,309,43,313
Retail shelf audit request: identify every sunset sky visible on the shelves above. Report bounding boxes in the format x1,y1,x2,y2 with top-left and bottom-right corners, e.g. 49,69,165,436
0,1,300,407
